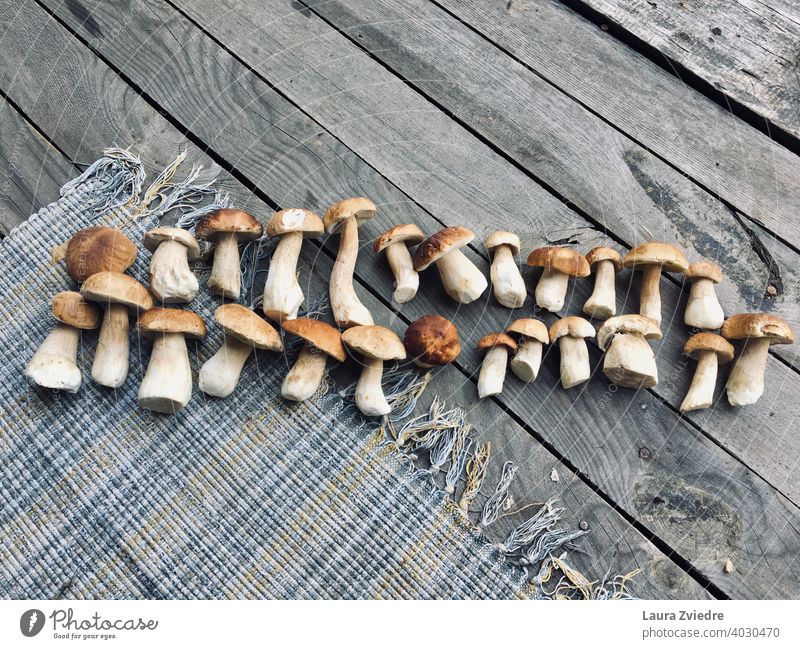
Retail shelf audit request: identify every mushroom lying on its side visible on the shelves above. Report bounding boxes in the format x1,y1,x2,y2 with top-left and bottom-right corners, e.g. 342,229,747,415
485,231,525,309
549,316,595,389
403,315,461,368
143,227,201,303
476,333,517,398
684,261,725,330
65,226,137,283
597,314,662,389
623,241,688,326
506,318,549,383
527,247,590,312
413,227,487,304
680,333,734,412
374,224,425,304
583,246,622,320
342,325,406,416
281,318,346,402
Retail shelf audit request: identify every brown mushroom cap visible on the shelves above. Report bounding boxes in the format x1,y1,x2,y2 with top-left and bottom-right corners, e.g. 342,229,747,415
622,241,688,273
413,227,475,271
323,197,377,233
686,260,723,283
597,314,662,350
216,304,282,351
585,246,622,272
549,316,595,343
484,231,521,256
507,318,549,344
51,291,101,329
143,227,201,261
266,208,324,238
526,247,590,278
342,325,406,361
721,313,794,345
374,223,425,253
282,317,346,362
684,333,735,363
80,271,154,311
196,208,263,241
477,333,517,352
65,226,137,283
138,307,207,340
403,315,461,366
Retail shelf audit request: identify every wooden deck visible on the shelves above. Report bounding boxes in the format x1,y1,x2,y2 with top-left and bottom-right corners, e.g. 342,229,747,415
1,0,798,599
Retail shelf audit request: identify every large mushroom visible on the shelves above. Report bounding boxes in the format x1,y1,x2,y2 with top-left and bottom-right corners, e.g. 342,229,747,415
374,224,425,304
506,318,549,383
199,304,283,398
680,333,734,412
597,314,662,389
80,271,153,388
262,208,324,322
549,316,595,389
476,333,517,398
722,313,794,406
143,227,201,303
342,325,406,416
196,208,263,300
623,241,688,325
25,291,101,392
684,261,725,330
527,247,590,312
281,318,346,402
137,307,207,414
65,226,137,283
403,315,461,368
583,246,622,320
413,227,488,304
485,231,525,309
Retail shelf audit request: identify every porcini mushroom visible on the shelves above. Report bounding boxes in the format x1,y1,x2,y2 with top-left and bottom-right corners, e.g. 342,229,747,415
527,247,590,312
413,227,488,304
485,231,525,309
684,261,725,330
476,333,517,398
262,208,324,322
25,291,101,392
342,325,406,416
199,304,282,398
403,315,461,368
722,313,794,406
374,224,425,304
506,318,549,383
137,307,207,413
583,246,622,320
196,208,263,300
549,316,595,389
597,314,662,389
622,241,688,325
65,226,137,284
280,318,346,401
680,333,734,412
143,227,201,303
80,271,153,388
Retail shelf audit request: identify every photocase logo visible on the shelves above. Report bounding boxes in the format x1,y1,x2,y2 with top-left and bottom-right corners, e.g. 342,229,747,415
20,609,45,637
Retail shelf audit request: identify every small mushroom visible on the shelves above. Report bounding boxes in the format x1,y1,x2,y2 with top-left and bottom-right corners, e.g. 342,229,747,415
342,325,407,416
80,271,153,388
476,333,517,398
506,318,549,382
597,314,662,389
143,227,201,303
65,226,137,283
137,307,207,414
25,291,101,392
721,313,794,406
413,227,488,304
281,318,347,401
680,333,734,412
196,208,263,300
549,316,596,389
403,315,461,368
199,304,283,398
262,208,324,322
684,261,725,330
583,246,622,319
374,224,425,304
527,247,590,312
623,241,688,325
324,198,377,328
485,231,525,308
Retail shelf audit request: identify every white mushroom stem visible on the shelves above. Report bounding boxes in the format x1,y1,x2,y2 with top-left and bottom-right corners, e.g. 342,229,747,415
330,216,373,328
92,303,130,388
25,323,82,392
198,336,254,398
681,351,718,412
490,245,525,308
685,279,724,330
355,357,390,416
385,243,419,304
535,268,569,312
584,260,616,319
435,248,488,304
603,333,658,389
208,232,242,300
510,339,543,383
281,343,327,401
639,265,663,325
149,240,199,303
478,346,509,398
138,333,192,414
263,231,304,321
558,336,590,389
726,338,771,406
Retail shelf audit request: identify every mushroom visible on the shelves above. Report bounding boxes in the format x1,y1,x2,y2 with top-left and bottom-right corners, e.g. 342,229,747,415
413,227,488,304
527,247,590,312
721,313,794,406
680,333,734,412
25,291,101,392
80,271,153,388
597,314,662,389
484,231,525,308
506,318,549,383
262,208,324,322
341,325,407,416
374,224,425,304
143,227,201,304
137,307,207,414
684,261,725,330
622,241,688,326
324,197,377,329
549,316,596,389
280,318,346,402
476,333,517,398
583,246,622,319
65,226,137,283
196,208,263,300
403,315,461,368
199,304,283,398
